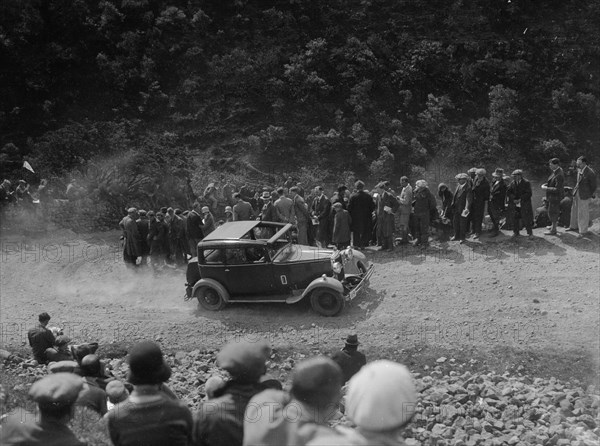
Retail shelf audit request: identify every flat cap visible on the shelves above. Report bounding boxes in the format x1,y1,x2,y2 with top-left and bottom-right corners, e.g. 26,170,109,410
217,339,270,382
467,167,477,174
511,169,523,175
201,206,210,213
127,207,137,213
291,356,343,408
346,360,417,431
29,373,83,407
455,173,469,180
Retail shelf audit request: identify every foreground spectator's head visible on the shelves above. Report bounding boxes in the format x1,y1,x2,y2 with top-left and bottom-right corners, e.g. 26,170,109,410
106,380,129,405
80,354,102,377
216,339,271,383
127,341,171,385
29,373,83,420
346,360,417,433
204,376,226,399
291,357,343,413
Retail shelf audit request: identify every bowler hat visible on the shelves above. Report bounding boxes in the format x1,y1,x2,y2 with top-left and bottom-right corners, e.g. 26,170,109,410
29,373,83,408
344,334,360,346
261,191,271,199
127,341,171,385
80,354,102,377
217,339,270,383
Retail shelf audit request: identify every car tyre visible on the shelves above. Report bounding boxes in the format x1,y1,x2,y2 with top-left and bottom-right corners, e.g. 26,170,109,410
195,285,226,311
356,261,367,274
310,288,344,316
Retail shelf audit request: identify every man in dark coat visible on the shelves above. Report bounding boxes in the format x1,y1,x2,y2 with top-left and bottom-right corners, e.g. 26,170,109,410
506,169,534,239
119,207,142,267
136,210,150,266
559,187,573,228
232,193,255,221
193,339,273,446
412,180,437,247
312,186,331,248
27,312,55,364
450,173,472,243
331,334,367,383
542,158,565,235
375,182,399,251
471,168,490,239
568,156,597,237
347,180,375,249
186,203,205,256
290,186,310,245
169,209,187,266
331,202,352,249
148,212,169,270
488,168,507,236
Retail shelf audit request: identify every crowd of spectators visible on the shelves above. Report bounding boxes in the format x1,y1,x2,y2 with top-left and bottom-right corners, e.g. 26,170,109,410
3,312,417,446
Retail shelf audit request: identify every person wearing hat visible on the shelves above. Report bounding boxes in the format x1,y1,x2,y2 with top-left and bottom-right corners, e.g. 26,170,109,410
136,210,150,266
412,180,437,247
541,158,565,235
450,173,472,243
289,186,311,245
341,360,418,446
27,312,55,364
506,169,534,239
243,356,346,446
534,197,551,229
568,156,597,238
347,180,375,249
186,202,205,256
168,208,187,266
203,181,219,213
470,168,490,239
489,168,507,236
148,211,169,271
311,186,332,248
201,205,216,235
119,207,142,268
223,205,234,223
107,341,193,446
105,379,129,411
45,334,73,363
259,191,277,223
331,185,348,210
331,201,352,249
0,373,86,445
331,334,366,383
233,192,255,221
375,182,399,251
75,354,108,416
194,339,273,446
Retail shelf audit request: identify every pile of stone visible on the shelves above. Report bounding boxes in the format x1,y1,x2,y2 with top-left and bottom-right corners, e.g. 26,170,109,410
1,349,598,446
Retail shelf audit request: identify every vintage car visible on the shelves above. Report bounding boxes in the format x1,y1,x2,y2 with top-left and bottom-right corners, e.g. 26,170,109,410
184,221,373,316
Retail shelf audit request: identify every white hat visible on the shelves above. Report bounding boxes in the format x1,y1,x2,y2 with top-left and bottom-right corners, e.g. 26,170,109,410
201,206,210,213
346,360,417,431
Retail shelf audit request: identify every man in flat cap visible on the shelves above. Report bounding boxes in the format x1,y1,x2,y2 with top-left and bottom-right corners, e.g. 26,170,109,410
331,334,366,383
450,173,472,243
311,186,332,248
0,373,86,445
194,339,273,446
107,340,193,445
119,207,142,268
506,169,534,239
347,180,375,249
375,182,399,251
471,168,490,239
27,312,55,364
542,158,565,235
243,356,346,446
489,168,507,236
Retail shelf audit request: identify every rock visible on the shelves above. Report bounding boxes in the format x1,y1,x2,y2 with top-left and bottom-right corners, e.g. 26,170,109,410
437,357,447,363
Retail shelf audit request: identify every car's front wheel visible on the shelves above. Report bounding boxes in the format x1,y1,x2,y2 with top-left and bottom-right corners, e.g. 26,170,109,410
195,285,226,311
310,288,344,316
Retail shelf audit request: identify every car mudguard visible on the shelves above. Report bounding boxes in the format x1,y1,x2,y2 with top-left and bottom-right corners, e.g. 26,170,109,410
192,278,231,303
299,275,344,300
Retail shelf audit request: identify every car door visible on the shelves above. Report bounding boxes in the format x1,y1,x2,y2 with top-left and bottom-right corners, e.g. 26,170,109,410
223,246,275,297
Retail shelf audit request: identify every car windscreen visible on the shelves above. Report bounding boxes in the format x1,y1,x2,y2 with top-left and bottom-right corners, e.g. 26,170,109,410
201,249,223,264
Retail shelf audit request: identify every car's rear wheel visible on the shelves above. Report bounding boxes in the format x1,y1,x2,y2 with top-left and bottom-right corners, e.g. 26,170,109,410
195,285,226,311
310,288,344,316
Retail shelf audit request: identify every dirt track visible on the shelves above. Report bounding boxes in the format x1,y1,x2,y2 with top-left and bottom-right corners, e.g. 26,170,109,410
1,227,598,384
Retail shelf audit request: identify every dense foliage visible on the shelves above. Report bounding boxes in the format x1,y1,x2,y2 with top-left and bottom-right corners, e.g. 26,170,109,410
1,0,598,186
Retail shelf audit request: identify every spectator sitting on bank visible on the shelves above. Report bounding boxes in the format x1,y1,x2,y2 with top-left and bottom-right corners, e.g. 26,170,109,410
105,380,129,411
559,187,573,228
534,198,551,228
45,335,73,363
106,341,193,446
194,338,273,446
0,373,86,446
27,312,55,365
331,334,367,383
243,357,345,446
75,354,108,416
